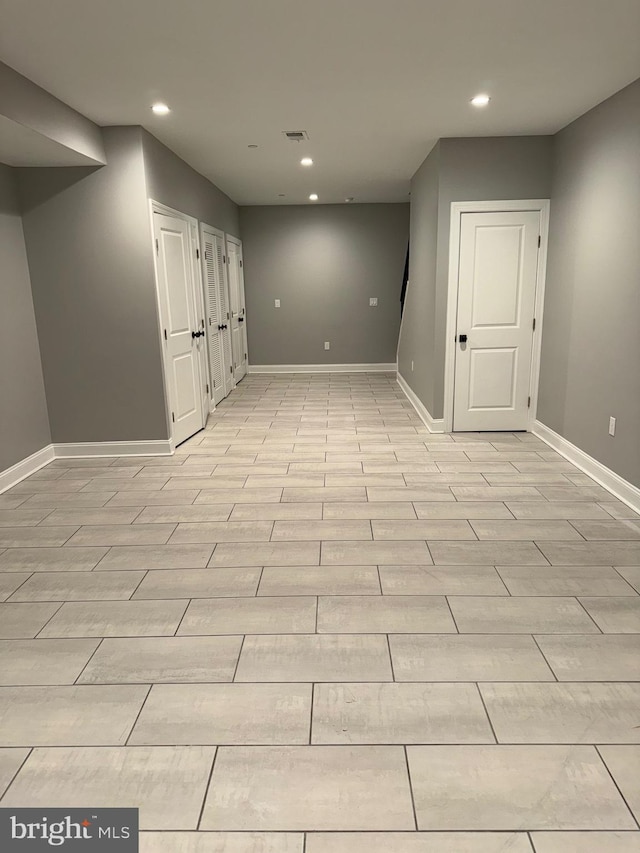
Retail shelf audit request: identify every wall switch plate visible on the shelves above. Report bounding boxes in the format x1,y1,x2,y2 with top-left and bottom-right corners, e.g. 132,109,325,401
324,341,330,350
609,416,616,436
274,299,281,308
411,360,414,371
369,297,378,306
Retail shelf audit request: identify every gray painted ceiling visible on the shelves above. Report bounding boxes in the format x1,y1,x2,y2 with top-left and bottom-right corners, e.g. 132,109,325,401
1,0,639,204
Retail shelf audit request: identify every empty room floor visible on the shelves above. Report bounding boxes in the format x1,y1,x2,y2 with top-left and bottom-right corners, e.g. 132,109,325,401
0,372,639,853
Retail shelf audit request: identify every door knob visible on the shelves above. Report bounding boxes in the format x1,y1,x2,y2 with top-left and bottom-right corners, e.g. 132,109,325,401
238,317,244,323
192,330,204,338
218,324,224,331
458,334,468,344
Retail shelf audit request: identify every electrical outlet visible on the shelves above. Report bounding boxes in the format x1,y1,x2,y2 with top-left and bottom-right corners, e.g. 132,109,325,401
274,299,281,308
609,416,616,436
411,360,414,372
369,297,378,307
324,341,330,350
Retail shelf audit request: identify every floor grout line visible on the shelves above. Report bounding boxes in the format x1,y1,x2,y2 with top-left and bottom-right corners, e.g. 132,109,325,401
1,375,639,833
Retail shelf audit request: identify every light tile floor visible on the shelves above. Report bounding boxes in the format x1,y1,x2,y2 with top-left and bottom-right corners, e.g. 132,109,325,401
0,372,639,852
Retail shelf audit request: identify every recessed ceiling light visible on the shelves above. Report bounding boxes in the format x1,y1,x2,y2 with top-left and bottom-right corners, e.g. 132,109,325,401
309,194,319,201
151,103,170,115
300,157,313,166
470,94,490,107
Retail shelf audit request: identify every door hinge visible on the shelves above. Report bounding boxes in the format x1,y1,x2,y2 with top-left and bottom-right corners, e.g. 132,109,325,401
171,411,175,423
163,329,167,341
230,366,233,374
206,383,209,394
532,317,536,331
527,396,531,408
223,255,226,263
240,259,243,267
196,248,200,259
155,238,159,254
538,235,541,248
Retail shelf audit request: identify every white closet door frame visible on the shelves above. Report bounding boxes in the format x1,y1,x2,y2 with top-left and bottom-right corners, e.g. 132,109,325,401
443,199,550,433
200,222,234,409
149,199,208,446
226,233,248,380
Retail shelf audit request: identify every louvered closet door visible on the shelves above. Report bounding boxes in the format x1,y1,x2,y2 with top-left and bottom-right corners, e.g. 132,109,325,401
202,230,226,405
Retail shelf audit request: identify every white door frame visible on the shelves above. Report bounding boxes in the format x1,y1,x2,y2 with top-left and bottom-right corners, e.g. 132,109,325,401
225,232,248,379
149,199,209,446
200,222,235,411
443,199,550,433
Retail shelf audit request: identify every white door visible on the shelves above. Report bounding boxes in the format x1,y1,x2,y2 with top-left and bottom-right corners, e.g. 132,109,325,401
453,210,540,431
153,211,205,445
227,235,247,382
201,225,234,405
189,222,209,419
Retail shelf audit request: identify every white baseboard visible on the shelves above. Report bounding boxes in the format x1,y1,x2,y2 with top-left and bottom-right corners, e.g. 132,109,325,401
396,372,445,433
53,440,174,459
247,363,397,374
533,420,640,514
1,439,175,494
0,444,56,494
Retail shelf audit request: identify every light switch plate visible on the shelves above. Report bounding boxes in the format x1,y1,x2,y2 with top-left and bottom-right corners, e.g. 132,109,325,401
324,341,330,350
369,297,378,306
274,299,281,308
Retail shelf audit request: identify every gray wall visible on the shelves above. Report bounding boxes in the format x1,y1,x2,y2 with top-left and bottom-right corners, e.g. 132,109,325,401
240,203,409,366
142,131,240,237
398,135,554,418
397,143,440,412
538,79,640,487
0,165,51,469
0,61,106,165
17,127,169,443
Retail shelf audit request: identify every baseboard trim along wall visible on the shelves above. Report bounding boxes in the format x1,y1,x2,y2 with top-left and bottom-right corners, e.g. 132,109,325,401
533,420,640,515
0,440,174,495
53,439,175,459
247,363,397,374
396,372,445,433
0,445,56,494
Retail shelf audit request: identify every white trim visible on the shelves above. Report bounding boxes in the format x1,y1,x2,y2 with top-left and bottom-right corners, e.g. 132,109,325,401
248,363,397,374
149,200,208,445
0,440,175,494
53,440,174,459
396,372,444,433
444,199,550,433
0,445,55,494
533,420,640,515
149,199,199,227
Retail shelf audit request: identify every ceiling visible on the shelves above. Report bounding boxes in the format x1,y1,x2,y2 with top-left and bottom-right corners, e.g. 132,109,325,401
1,0,639,205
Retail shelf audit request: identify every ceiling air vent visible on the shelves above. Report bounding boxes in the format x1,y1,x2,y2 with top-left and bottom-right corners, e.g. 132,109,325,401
282,130,309,142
